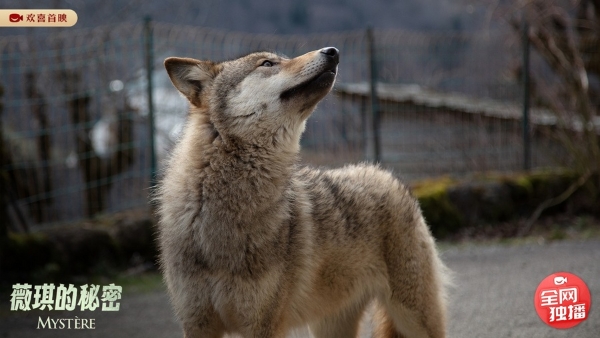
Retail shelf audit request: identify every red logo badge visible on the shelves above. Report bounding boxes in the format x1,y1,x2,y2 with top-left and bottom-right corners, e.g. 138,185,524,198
534,272,591,329
9,13,23,22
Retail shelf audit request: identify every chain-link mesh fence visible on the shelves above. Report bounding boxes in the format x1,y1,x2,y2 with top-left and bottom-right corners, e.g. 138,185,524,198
0,20,564,229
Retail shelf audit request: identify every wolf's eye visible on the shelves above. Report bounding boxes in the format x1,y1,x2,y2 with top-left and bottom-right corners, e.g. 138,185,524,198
261,60,273,67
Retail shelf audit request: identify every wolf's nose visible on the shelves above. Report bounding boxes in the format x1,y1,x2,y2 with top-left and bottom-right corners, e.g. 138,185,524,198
320,47,339,64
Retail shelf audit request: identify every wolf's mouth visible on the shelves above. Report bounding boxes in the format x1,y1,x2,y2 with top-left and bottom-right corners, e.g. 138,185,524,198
280,67,337,101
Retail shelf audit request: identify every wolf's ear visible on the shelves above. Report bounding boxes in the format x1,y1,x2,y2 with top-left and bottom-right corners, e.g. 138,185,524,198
164,57,221,107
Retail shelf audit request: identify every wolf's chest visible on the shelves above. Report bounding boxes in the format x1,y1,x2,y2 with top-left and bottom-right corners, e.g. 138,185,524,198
175,215,290,277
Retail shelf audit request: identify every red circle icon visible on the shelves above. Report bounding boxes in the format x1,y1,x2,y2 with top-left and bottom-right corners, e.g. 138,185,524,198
534,272,592,329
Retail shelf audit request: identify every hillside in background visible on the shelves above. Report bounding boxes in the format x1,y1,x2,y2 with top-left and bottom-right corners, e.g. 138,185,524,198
1,0,490,35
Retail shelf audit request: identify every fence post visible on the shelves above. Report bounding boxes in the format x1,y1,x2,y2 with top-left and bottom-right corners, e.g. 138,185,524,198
367,26,381,163
144,16,157,187
522,18,531,171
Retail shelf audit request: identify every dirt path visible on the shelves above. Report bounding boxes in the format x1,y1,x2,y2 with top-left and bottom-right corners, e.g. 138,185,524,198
2,239,599,338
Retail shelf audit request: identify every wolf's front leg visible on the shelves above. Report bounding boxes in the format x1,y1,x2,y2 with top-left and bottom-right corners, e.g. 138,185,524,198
182,324,224,338
240,312,287,338
174,285,225,338
181,310,225,338
240,299,290,338
310,301,366,338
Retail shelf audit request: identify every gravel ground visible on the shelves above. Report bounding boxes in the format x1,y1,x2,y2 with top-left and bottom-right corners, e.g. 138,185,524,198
2,238,599,338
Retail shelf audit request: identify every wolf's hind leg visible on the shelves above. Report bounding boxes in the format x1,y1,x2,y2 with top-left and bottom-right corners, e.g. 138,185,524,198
310,302,366,338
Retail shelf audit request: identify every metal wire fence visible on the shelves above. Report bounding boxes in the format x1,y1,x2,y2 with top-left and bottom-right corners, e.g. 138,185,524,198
0,20,564,229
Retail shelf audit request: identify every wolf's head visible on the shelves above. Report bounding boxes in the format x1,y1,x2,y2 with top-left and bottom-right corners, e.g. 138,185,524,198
164,47,339,149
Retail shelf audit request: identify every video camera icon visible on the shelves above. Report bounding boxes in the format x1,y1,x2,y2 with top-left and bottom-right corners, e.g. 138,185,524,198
554,276,568,285
9,13,23,22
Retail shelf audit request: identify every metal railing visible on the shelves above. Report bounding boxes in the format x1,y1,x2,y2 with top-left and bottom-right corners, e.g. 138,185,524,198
0,19,561,229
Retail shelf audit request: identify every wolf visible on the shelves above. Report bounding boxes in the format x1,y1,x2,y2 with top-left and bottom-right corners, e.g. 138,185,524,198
157,47,449,338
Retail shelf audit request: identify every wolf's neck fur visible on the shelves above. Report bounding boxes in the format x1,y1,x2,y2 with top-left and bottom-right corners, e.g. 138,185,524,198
158,110,303,272
167,112,299,228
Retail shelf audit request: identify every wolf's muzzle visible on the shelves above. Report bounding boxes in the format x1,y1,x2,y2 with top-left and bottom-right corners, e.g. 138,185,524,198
280,47,339,101
320,47,340,65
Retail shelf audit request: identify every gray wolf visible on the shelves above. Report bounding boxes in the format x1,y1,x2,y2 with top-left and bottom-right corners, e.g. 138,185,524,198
156,47,449,338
